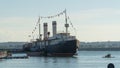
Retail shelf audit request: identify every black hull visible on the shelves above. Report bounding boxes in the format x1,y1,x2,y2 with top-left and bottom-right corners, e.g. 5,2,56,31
46,40,78,56
24,39,79,56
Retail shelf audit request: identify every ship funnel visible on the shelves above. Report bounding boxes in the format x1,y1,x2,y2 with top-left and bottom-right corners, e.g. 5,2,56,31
43,23,48,40
52,21,57,36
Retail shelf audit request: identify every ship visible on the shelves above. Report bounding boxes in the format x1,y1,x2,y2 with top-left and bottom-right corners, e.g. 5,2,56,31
23,10,79,56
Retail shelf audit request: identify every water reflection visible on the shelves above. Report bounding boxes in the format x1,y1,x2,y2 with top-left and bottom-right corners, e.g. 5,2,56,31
42,56,78,63
1,51,120,68
44,57,49,63
52,57,57,63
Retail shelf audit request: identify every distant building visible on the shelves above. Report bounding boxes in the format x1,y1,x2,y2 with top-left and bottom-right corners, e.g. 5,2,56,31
79,41,120,51
0,42,26,51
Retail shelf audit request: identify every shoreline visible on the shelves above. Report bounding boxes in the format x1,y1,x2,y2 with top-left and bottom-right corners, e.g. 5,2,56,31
79,48,120,51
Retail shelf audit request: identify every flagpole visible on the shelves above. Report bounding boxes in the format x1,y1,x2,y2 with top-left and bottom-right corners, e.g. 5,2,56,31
38,16,41,40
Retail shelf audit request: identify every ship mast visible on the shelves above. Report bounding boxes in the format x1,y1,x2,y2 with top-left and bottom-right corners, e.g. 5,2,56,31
38,17,41,40
64,9,69,36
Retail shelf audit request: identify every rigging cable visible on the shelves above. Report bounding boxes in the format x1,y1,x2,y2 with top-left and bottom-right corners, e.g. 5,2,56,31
67,16,77,35
30,9,67,40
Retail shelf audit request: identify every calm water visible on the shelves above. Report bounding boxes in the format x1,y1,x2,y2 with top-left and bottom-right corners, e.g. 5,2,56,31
0,51,120,68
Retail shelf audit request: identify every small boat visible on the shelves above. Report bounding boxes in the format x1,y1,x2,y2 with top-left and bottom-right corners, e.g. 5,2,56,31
103,54,114,58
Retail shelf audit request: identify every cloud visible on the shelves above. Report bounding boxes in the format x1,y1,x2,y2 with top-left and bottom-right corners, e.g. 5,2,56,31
70,8,120,21
76,24,120,42
0,17,36,28
0,28,31,42
0,17,38,42
1,8,120,42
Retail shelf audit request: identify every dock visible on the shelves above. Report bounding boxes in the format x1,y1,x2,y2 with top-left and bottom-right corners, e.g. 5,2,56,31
0,56,28,59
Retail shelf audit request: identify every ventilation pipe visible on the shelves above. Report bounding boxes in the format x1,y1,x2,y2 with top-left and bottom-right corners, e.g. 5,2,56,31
43,23,48,40
52,21,57,36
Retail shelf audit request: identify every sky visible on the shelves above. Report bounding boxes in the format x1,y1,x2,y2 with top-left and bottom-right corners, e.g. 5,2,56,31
0,0,120,42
